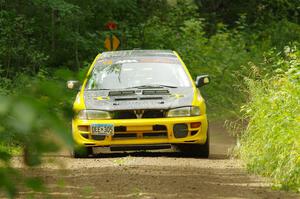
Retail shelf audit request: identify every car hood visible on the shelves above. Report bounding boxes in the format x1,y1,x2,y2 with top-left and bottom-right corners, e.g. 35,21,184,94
83,87,195,111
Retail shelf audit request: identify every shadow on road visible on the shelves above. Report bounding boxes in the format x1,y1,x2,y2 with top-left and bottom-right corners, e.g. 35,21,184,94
90,151,229,160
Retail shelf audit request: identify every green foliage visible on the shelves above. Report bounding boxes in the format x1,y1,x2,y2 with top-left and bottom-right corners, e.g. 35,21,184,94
0,10,48,77
195,0,299,32
0,70,74,197
143,12,281,118
238,47,300,192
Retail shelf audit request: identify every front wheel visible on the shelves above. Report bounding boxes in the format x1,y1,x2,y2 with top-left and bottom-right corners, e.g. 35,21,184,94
177,129,210,158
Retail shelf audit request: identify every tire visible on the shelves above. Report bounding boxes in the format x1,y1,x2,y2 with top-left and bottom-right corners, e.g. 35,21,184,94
177,128,210,158
71,146,93,158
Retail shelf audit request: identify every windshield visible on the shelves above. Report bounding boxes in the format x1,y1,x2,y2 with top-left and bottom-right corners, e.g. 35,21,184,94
85,62,192,90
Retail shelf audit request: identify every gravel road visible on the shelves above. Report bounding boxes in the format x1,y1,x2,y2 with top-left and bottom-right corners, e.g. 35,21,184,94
12,122,299,199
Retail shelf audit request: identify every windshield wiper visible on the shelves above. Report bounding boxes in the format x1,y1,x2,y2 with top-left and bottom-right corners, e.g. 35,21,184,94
125,84,177,89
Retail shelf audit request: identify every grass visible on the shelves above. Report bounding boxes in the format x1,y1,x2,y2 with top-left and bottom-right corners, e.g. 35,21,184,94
237,49,300,192
0,143,21,156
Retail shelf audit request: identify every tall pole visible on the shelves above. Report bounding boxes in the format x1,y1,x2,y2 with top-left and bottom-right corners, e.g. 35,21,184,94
110,30,113,51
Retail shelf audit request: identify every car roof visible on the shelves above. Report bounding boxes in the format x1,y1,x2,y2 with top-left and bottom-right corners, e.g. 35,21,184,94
100,50,177,59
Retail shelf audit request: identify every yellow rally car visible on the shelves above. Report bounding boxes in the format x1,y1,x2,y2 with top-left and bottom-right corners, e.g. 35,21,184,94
67,50,210,158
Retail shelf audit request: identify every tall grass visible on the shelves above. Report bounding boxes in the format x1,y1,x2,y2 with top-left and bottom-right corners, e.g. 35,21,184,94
238,47,300,191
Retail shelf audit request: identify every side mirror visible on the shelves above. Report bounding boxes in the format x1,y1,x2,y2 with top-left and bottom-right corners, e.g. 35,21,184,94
195,75,210,87
67,80,80,90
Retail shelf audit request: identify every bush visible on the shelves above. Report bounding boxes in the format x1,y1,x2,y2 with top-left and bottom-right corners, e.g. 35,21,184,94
238,47,300,191
0,68,76,197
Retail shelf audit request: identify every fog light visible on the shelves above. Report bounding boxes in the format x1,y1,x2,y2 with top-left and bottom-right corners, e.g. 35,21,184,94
173,124,188,138
78,125,89,132
190,122,201,128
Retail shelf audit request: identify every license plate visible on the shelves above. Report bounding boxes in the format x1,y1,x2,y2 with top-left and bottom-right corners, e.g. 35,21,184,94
91,124,114,136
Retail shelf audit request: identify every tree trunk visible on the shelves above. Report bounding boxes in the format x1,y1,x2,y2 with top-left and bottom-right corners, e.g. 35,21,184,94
51,8,56,56
6,50,11,78
75,23,80,71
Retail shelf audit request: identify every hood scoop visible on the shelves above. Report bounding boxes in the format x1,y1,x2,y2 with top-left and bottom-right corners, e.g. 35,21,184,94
84,87,194,110
114,96,163,101
142,89,170,95
108,89,170,97
109,90,136,96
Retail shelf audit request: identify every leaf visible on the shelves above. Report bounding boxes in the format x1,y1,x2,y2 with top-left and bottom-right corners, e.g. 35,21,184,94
25,177,45,192
9,101,36,134
0,96,11,115
0,150,11,162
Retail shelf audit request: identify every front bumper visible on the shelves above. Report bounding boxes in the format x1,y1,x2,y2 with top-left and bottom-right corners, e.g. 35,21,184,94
72,115,208,147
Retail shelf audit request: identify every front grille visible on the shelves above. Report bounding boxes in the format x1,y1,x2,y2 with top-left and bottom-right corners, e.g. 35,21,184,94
113,133,137,139
112,125,168,140
111,110,166,119
143,132,168,138
153,125,167,131
112,132,168,140
143,110,165,118
112,110,136,119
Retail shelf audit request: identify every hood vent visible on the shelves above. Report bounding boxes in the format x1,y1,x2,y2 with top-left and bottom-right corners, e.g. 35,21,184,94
109,89,170,96
109,90,135,96
142,89,170,95
114,96,163,101
115,97,138,101
140,97,163,100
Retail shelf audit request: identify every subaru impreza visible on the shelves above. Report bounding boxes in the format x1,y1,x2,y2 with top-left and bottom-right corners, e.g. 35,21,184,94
67,50,210,158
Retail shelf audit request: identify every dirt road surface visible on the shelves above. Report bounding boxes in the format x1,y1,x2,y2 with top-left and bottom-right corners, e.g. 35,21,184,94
12,122,299,199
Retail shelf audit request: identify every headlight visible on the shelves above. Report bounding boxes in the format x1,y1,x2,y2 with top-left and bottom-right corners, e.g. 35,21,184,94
167,106,200,117
77,110,111,120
